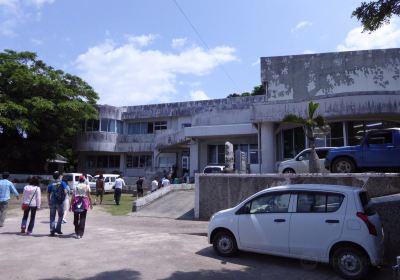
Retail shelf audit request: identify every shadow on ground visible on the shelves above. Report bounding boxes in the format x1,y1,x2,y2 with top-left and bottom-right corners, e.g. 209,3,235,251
176,246,391,280
40,269,140,280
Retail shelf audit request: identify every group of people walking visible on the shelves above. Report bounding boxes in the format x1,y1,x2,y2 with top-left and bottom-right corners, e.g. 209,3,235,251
0,171,93,239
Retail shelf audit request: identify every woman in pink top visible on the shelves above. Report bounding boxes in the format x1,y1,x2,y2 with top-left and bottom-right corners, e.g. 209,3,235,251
21,176,41,235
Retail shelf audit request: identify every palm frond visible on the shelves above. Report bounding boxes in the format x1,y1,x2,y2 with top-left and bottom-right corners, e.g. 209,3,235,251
282,114,306,125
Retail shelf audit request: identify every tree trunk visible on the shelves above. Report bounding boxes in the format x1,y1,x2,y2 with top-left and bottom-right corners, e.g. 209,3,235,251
307,127,321,173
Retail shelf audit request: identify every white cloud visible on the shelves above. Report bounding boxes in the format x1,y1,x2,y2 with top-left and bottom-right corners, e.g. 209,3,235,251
31,38,43,45
303,49,316,54
190,90,209,101
172,37,187,49
126,34,157,47
291,21,312,33
251,59,260,67
75,38,237,105
337,19,400,51
0,0,54,36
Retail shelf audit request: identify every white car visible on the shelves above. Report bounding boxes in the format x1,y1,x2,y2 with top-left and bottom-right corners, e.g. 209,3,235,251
277,147,333,174
203,165,225,174
63,173,93,189
208,184,383,280
90,174,120,193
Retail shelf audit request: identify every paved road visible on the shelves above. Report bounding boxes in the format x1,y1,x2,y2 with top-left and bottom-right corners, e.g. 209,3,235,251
0,193,392,280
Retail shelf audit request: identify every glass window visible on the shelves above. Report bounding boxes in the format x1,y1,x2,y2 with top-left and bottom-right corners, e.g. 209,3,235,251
327,194,345,212
283,129,294,158
108,119,116,133
97,155,108,168
298,150,310,160
147,122,154,133
128,122,148,134
250,193,291,214
108,155,120,168
86,119,100,132
159,156,176,168
294,127,305,155
250,144,258,164
366,131,392,145
117,121,124,134
126,155,152,168
328,122,344,147
297,192,344,213
87,156,96,168
316,149,329,159
100,119,109,132
154,121,167,130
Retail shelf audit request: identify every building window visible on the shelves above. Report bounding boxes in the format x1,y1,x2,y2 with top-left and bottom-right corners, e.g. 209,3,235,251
283,127,305,159
327,122,344,147
86,119,99,132
100,118,119,133
208,144,225,165
128,122,148,134
154,121,167,131
181,123,191,128
117,120,124,134
159,156,176,168
233,144,259,164
126,154,152,168
347,121,400,146
86,155,120,169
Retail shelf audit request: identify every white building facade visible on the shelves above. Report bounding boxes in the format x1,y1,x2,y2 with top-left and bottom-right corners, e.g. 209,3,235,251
76,48,400,178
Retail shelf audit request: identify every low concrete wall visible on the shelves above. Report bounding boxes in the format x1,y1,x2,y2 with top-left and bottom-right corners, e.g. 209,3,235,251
195,173,400,219
195,173,400,264
132,184,194,212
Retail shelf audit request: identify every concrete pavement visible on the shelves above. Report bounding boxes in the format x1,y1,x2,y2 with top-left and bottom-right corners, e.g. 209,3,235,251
0,194,392,280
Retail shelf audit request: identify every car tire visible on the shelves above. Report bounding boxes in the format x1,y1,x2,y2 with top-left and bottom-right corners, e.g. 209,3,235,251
282,168,296,174
212,230,238,257
331,246,370,280
332,157,356,173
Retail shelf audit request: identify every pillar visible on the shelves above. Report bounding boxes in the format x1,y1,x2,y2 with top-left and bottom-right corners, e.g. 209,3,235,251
260,122,276,173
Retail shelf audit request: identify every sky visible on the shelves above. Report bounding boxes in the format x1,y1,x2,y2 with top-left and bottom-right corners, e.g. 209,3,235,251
1,0,400,106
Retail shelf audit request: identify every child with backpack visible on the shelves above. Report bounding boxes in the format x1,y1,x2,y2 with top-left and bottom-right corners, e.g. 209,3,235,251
47,171,68,236
70,176,93,239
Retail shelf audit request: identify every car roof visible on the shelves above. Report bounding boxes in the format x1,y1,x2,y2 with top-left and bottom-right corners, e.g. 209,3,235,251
261,184,362,194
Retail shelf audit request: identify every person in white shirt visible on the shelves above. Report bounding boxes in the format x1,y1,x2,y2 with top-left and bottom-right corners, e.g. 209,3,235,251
151,178,159,192
161,177,170,188
114,175,125,206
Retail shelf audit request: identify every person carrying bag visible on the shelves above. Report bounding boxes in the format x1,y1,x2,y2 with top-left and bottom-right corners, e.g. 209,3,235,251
69,176,93,239
21,176,41,235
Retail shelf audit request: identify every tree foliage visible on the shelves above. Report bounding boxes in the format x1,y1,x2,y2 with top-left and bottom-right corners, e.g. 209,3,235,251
353,0,400,32
227,84,265,98
0,50,99,173
282,101,329,173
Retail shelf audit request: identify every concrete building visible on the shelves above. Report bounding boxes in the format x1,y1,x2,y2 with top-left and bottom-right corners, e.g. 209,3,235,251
76,48,400,178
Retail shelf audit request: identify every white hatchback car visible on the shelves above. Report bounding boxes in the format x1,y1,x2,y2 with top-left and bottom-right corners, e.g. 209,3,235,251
277,147,333,174
208,184,383,280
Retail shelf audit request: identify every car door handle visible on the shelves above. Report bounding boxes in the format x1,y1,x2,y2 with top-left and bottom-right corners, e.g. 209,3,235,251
325,219,339,224
274,219,286,223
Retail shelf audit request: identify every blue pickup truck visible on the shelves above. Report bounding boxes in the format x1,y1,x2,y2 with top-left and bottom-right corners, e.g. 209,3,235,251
325,128,400,173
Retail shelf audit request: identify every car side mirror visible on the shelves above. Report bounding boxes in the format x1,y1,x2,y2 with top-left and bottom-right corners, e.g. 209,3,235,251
297,156,304,161
236,205,250,215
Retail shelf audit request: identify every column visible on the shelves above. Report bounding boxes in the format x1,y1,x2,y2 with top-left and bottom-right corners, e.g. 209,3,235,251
189,140,199,176
260,122,276,173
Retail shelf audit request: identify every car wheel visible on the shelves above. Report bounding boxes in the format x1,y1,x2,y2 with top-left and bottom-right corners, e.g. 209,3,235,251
282,168,296,174
213,230,238,257
332,158,356,173
331,246,370,280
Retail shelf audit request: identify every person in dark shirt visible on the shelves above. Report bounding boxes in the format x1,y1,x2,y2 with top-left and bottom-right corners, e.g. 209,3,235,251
136,177,144,197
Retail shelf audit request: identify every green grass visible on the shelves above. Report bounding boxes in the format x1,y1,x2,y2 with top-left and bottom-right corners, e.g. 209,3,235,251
97,193,136,216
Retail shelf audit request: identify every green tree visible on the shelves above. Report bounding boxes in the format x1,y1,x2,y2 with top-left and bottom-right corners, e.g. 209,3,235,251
0,50,99,173
282,101,329,173
227,84,265,98
353,0,400,32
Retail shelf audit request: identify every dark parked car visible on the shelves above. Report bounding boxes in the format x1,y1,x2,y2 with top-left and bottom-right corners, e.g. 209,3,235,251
325,128,400,173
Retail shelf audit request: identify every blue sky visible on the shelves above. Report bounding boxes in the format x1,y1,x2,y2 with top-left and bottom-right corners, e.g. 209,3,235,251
1,0,400,106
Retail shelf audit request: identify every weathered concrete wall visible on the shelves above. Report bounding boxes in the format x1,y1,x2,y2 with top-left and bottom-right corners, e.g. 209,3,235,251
251,92,400,122
195,173,400,263
122,95,266,120
261,48,400,102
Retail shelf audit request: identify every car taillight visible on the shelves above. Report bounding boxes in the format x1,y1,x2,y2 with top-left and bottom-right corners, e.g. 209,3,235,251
357,212,377,236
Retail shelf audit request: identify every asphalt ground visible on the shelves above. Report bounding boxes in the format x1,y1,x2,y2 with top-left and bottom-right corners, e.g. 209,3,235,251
0,191,393,280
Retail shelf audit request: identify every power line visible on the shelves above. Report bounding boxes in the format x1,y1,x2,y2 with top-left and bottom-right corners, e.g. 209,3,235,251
172,0,239,90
